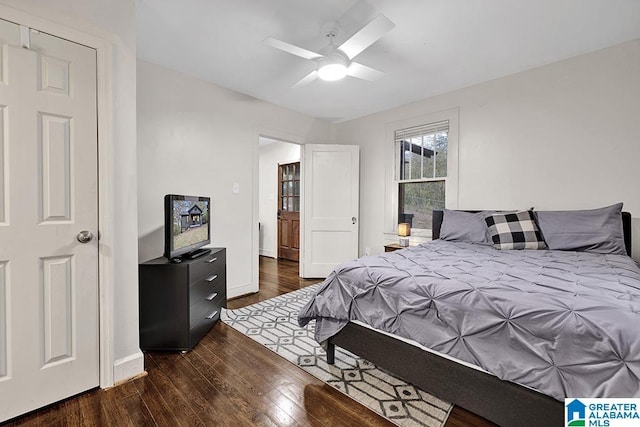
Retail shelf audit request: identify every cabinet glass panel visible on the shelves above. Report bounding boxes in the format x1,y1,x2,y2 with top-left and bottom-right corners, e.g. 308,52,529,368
294,197,300,212
288,197,293,211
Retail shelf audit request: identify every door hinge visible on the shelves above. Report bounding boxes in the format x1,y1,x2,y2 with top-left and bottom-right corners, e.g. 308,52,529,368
19,25,30,50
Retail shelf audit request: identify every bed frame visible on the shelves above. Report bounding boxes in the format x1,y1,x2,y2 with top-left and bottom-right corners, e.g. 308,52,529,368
326,210,633,427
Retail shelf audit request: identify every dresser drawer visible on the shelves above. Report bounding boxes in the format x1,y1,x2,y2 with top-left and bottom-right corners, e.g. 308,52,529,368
190,271,225,305
189,250,226,282
189,314,218,348
190,293,224,326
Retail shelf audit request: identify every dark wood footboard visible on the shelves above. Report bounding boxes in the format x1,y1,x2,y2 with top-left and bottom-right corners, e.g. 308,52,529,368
327,322,563,427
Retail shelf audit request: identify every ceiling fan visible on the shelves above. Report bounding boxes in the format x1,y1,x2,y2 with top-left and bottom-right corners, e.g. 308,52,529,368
265,14,395,87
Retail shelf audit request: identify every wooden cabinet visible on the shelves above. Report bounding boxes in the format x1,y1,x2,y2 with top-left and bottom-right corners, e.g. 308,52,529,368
384,243,407,252
138,248,226,351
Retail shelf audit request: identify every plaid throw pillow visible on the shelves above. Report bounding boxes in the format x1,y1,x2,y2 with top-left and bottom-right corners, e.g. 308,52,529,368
484,211,547,250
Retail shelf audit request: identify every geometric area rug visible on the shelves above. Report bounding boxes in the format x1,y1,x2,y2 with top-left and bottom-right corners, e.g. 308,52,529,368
221,284,452,427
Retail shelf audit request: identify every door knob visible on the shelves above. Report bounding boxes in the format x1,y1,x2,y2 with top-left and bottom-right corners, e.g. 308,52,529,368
352,217,357,224
76,230,93,244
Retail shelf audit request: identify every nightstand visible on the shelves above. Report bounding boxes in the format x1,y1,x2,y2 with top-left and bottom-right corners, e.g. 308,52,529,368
384,243,407,252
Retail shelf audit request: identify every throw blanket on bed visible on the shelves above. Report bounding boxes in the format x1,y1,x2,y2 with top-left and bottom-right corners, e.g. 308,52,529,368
298,240,640,401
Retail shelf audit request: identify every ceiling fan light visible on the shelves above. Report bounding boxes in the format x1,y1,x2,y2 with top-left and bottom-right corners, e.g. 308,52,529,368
318,63,347,81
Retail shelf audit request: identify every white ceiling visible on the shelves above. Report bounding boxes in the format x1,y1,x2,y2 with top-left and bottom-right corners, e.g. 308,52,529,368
136,0,640,123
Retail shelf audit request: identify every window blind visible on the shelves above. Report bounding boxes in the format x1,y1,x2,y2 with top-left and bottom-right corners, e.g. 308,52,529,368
394,120,449,142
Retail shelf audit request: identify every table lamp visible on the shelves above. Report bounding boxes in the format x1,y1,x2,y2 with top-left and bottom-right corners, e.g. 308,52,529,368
398,223,410,247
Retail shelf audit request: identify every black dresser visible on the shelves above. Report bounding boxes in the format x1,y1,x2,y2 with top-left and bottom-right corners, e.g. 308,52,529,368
138,248,226,351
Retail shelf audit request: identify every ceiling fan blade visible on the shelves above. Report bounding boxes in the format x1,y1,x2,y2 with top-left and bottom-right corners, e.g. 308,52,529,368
292,70,319,88
264,37,323,60
338,14,395,60
346,62,384,81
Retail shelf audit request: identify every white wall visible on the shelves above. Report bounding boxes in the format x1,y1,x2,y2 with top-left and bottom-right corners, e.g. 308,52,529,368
0,0,142,382
334,39,640,262
137,60,330,298
259,141,300,258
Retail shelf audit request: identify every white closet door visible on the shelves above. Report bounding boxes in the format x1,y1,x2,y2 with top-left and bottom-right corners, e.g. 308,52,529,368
0,18,99,422
301,144,360,278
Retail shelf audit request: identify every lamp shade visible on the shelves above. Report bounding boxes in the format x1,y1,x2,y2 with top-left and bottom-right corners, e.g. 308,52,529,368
318,63,347,81
398,223,411,237
317,53,348,81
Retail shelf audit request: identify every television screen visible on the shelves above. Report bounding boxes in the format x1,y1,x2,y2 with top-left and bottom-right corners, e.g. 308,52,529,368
164,194,211,259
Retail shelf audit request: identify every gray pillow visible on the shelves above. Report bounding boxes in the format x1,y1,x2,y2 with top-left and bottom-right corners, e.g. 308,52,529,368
440,210,494,245
535,203,626,255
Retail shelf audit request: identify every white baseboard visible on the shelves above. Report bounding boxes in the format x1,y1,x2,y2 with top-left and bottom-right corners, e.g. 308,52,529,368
113,350,144,385
228,282,258,299
259,248,276,258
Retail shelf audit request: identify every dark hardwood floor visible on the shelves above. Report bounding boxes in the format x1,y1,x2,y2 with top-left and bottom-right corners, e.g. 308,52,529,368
226,257,318,310
5,257,494,427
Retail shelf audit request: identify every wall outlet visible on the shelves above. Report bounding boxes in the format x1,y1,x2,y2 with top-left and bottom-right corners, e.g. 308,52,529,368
365,247,370,256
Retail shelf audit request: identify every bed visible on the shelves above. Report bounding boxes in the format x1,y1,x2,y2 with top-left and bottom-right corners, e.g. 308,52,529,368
298,207,638,426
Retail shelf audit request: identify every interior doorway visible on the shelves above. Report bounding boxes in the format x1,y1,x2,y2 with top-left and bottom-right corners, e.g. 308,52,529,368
258,137,301,263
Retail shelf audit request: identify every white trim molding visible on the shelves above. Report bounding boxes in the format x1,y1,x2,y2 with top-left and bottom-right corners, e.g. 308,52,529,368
113,351,144,385
384,107,460,236
259,249,277,258
227,282,259,300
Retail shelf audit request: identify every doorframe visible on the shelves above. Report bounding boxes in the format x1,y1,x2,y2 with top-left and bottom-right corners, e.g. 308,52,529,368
0,5,117,388
252,128,308,287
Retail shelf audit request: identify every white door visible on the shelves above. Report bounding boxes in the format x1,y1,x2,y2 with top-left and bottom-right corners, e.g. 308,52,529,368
0,19,99,421
301,144,359,278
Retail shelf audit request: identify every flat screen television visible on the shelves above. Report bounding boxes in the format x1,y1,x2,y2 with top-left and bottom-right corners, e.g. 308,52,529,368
164,194,211,259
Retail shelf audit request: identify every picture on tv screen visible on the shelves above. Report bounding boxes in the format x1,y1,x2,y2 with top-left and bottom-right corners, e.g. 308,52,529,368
171,198,210,252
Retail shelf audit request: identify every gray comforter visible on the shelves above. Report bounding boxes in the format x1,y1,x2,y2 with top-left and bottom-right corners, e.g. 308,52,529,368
298,240,640,401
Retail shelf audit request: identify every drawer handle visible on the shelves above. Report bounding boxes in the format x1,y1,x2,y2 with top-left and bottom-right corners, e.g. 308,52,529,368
206,274,218,282
205,292,218,301
206,310,219,320
205,257,218,263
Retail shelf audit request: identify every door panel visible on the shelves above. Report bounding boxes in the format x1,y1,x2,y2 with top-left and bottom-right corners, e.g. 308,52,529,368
291,220,300,250
0,261,6,379
40,113,72,222
41,255,74,366
0,105,5,225
301,145,359,278
279,218,289,246
0,19,99,422
310,151,354,217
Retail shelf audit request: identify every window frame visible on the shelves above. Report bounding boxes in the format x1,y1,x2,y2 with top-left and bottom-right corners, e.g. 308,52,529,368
384,108,459,238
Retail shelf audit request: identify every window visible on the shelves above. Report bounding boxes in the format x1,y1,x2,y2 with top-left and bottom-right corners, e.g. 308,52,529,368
395,120,448,230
